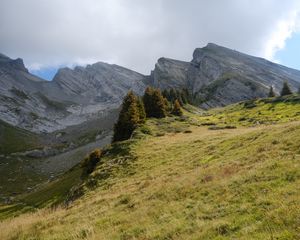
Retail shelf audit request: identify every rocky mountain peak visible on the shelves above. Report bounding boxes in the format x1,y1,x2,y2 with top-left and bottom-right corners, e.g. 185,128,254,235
1,43,300,133
10,58,28,72
0,54,28,73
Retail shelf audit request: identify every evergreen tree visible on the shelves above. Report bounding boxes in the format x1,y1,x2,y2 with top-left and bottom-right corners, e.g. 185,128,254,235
113,91,140,142
162,89,170,101
181,91,188,104
268,86,276,97
137,97,146,123
172,99,183,116
143,86,154,117
281,81,293,96
169,88,177,102
163,97,171,112
176,89,184,106
143,87,167,118
182,88,192,104
151,89,167,118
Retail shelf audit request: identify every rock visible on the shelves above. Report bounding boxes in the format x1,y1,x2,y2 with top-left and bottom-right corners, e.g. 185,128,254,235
150,43,300,108
0,43,300,133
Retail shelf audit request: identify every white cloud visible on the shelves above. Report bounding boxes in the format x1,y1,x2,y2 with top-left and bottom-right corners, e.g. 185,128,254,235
264,6,300,61
0,0,300,75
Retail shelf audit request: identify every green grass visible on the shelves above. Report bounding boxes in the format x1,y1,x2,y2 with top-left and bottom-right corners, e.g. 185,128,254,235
188,95,300,128
0,96,299,239
0,120,42,154
0,166,82,220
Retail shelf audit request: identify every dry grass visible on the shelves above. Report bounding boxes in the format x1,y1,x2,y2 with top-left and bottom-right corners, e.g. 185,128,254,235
1,98,300,239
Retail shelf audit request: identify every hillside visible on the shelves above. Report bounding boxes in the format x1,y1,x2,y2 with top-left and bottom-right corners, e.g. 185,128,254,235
0,119,42,155
0,96,299,239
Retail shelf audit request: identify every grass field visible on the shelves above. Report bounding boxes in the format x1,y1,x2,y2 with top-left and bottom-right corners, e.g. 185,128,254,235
0,96,299,239
0,120,42,155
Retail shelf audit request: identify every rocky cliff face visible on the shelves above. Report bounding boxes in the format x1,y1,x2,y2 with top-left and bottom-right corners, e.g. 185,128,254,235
1,43,300,132
150,43,300,108
0,54,146,133
52,62,146,104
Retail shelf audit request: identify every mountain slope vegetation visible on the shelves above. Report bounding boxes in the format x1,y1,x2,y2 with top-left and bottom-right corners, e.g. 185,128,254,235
0,96,299,239
0,119,42,155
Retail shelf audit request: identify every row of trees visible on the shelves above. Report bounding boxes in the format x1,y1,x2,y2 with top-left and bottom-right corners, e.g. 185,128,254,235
162,88,191,106
113,87,183,142
268,81,300,97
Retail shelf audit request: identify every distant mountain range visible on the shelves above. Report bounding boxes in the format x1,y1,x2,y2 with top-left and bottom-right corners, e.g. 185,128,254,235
1,43,299,133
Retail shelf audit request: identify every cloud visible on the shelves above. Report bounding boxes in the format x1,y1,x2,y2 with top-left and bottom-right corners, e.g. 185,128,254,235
264,5,300,61
0,0,300,75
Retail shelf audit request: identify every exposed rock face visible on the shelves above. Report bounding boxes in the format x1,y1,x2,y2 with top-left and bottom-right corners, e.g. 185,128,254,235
150,43,300,108
0,54,146,133
149,58,189,89
52,62,146,104
1,43,300,132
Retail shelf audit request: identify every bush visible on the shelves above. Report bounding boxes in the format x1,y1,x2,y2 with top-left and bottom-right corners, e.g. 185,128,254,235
81,149,102,177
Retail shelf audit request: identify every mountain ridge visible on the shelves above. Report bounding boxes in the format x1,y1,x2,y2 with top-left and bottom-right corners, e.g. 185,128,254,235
1,43,300,133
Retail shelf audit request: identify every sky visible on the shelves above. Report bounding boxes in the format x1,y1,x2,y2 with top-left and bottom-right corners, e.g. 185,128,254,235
0,0,300,80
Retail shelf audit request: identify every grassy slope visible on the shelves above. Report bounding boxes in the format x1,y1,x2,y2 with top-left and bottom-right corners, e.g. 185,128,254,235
0,120,42,155
0,96,299,240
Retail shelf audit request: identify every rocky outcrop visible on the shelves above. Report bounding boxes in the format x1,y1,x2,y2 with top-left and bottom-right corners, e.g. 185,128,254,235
0,54,146,133
149,58,190,89
1,43,300,132
150,43,300,108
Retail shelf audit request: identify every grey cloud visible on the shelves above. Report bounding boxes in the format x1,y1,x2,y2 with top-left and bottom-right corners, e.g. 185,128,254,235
0,0,299,75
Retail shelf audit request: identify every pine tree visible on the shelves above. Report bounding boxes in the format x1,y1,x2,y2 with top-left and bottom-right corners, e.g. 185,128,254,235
152,89,167,118
268,86,276,97
143,87,154,117
169,88,177,102
176,89,184,106
181,91,188,104
137,97,146,123
172,99,183,116
113,91,140,142
281,81,293,96
143,87,167,118
162,89,170,101
182,88,192,104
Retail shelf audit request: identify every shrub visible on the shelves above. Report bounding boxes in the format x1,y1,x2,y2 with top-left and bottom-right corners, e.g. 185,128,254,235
81,149,102,176
244,101,256,109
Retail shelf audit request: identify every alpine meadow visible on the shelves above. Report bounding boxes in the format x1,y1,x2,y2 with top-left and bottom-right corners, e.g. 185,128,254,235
0,1,300,240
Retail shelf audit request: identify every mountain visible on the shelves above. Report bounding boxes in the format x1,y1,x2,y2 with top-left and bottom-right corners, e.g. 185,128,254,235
0,55,146,133
1,43,300,132
149,43,300,108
